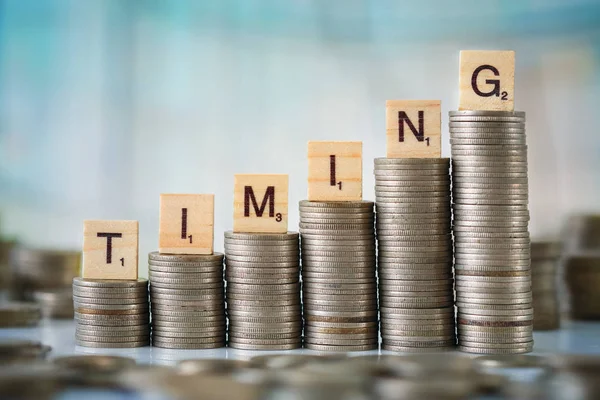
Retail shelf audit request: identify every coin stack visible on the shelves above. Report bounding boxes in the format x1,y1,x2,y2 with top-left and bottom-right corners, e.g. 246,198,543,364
224,231,302,350
0,302,41,327
148,252,226,349
9,248,80,302
299,201,378,352
373,158,454,352
563,255,600,321
449,110,533,354
531,242,562,330
31,289,74,319
73,277,150,348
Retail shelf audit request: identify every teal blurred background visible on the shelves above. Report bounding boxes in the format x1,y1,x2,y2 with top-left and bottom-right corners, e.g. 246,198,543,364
0,0,599,277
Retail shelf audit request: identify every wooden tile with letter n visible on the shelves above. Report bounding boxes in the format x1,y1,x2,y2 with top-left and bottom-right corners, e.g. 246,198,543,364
233,174,288,233
82,220,138,280
159,194,214,255
308,141,362,201
386,100,441,158
459,50,515,111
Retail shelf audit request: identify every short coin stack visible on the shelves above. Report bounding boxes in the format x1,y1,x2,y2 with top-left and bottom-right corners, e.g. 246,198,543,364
531,242,562,330
224,231,302,350
299,201,378,352
73,277,149,348
374,158,455,352
0,302,41,327
148,252,226,349
449,110,533,354
563,255,600,321
32,289,74,319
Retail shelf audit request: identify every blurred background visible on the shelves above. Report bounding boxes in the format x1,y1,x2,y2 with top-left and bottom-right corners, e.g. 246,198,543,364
0,0,599,278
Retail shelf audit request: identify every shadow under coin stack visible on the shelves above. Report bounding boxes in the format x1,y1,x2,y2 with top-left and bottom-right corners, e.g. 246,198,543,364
224,231,302,350
374,158,455,352
148,252,226,349
299,201,378,352
73,277,150,348
449,110,533,354
531,242,562,330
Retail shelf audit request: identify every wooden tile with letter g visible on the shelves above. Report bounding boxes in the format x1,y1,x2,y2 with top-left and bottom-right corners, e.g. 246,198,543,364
82,220,138,280
459,50,515,111
386,100,441,158
159,194,214,255
308,141,362,201
233,174,288,233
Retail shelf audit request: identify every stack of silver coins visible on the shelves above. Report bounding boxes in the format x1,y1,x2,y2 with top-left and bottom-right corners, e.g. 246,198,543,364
374,158,454,352
148,252,226,349
449,110,533,354
531,242,562,330
73,277,150,348
0,302,41,327
31,289,74,319
299,201,378,352
9,248,80,301
564,256,600,321
224,231,302,350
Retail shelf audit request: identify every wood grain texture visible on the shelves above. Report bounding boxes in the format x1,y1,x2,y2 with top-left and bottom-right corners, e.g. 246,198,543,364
385,100,441,158
82,220,138,280
308,141,362,201
459,50,515,111
159,194,214,255
233,174,288,233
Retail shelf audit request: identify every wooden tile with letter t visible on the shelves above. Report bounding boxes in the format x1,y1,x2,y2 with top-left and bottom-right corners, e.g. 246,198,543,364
159,194,214,254
82,220,138,280
386,100,441,158
459,50,515,111
233,174,288,233
308,141,362,201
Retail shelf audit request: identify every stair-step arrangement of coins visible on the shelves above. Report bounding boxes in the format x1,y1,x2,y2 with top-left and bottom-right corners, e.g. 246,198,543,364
148,252,226,349
73,277,150,348
299,200,378,352
450,110,534,354
224,231,302,350
373,158,455,351
531,242,562,330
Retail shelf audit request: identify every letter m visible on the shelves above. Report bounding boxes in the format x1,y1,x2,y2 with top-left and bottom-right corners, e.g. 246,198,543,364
398,111,425,142
244,186,275,217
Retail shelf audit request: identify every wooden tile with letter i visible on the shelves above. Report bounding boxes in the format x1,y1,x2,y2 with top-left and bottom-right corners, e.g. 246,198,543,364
233,174,288,233
82,220,138,280
386,100,441,158
459,50,515,111
159,194,214,254
308,141,362,201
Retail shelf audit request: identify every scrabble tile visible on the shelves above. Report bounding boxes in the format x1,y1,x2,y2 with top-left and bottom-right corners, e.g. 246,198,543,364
159,194,214,255
459,50,515,111
308,141,362,201
233,174,288,233
82,220,138,280
386,100,441,158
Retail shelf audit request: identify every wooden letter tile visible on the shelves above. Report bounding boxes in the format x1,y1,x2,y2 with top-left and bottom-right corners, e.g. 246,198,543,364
308,141,362,201
386,100,441,158
159,194,214,255
233,174,288,233
459,50,515,111
83,220,138,280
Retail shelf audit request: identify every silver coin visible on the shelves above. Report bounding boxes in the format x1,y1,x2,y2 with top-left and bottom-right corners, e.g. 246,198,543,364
374,158,449,166
299,200,373,208
76,339,149,348
76,326,149,337
73,277,148,289
72,295,147,305
372,169,449,177
228,342,300,351
148,252,223,262
75,313,149,325
72,286,148,297
152,341,225,349
449,120,525,127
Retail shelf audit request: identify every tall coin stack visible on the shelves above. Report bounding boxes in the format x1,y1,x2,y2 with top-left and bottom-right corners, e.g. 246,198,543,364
449,110,533,354
148,252,226,349
224,231,302,350
531,242,562,330
299,200,378,352
374,158,455,352
73,277,150,348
